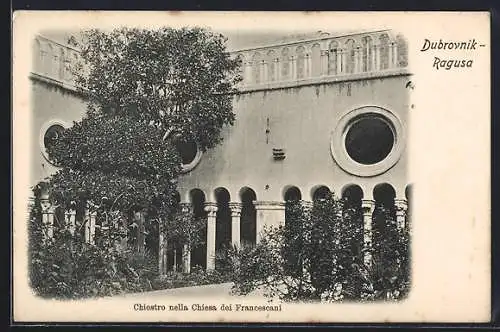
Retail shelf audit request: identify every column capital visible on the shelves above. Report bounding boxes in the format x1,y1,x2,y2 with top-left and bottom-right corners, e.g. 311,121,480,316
301,200,313,210
180,202,192,213
229,202,242,217
40,199,52,212
394,199,408,213
252,200,285,211
203,202,218,216
361,199,376,215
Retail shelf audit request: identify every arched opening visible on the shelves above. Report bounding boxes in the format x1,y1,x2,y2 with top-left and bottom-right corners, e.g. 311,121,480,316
240,187,257,248
281,48,290,80
372,183,397,258
296,46,306,79
312,185,331,201
341,184,364,259
252,52,262,84
344,39,355,74
284,186,302,202
311,44,321,77
214,187,231,268
361,36,373,72
190,189,207,270
396,35,408,68
267,50,276,82
379,34,390,70
328,41,339,75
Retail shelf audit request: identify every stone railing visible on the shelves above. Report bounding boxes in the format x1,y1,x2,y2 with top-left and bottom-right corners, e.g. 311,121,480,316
31,29,409,93
230,29,409,91
31,35,81,91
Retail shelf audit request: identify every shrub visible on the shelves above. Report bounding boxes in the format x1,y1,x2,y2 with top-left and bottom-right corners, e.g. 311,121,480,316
229,193,411,302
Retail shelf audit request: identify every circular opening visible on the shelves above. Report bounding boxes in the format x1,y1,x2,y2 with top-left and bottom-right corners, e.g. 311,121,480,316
345,116,394,165
175,140,198,165
44,124,64,151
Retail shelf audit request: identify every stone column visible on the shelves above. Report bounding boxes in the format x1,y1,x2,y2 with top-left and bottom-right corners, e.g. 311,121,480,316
253,201,286,243
181,203,192,273
375,44,381,71
394,199,408,232
371,45,377,71
321,50,329,76
65,209,76,236
392,42,399,68
337,50,343,74
305,53,311,78
245,61,252,85
388,43,393,69
290,56,296,80
204,202,218,271
361,199,376,266
353,48,360,73
158,230,167,275
229,202,242,248
261,60,267,83
274,58,279,82
40,198,54,241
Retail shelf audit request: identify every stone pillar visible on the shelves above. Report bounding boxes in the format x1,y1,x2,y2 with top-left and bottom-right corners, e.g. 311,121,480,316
261,60,267,83
394,199,408,232
337,50,343,74
65,209,77,236
388,43,393,69
245,61,252,85
305,54,311,78
371,45,377,71
291,56,296,80
229,202,242,248
40,198,54,241
375,44,381,71
321,50,329,76
204,202,218,271
353,48,360,73
253,201,286,243
361,199,375,266
181,203,192,273
274,58,279,82
158,230,167,275
392,42,399,68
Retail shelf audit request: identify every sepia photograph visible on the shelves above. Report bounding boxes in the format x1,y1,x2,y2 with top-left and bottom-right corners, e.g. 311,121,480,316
12,11,490,323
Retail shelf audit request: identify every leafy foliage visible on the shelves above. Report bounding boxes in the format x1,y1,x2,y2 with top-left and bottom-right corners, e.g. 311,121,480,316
230,193,411,302
29,27,241,298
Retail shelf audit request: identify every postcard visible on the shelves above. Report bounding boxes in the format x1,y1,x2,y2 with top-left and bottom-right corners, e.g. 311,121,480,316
12,11,491,323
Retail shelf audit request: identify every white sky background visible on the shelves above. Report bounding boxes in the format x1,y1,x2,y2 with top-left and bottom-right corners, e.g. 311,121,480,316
13,11,491,323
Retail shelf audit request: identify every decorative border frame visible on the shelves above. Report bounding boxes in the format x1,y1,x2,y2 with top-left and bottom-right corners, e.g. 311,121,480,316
330,106,406,177
39,119,70,166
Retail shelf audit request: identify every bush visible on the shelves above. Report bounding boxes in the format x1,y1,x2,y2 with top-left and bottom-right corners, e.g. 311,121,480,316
229,194,411,302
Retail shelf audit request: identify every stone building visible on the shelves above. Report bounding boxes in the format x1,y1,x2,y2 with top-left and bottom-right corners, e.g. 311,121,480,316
30,29,412,273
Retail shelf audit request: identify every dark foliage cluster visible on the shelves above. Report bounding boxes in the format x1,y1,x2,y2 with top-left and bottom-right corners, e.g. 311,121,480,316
229,193,411,302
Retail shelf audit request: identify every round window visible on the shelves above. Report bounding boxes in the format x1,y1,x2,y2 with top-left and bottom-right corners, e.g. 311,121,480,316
345,116,394,165
330,106,405,177
44,124,65,151
175,140,199,165
174,139,203,173
40,121,68,166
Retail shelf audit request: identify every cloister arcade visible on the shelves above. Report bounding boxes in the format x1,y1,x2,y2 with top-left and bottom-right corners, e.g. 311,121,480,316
36,182,411,274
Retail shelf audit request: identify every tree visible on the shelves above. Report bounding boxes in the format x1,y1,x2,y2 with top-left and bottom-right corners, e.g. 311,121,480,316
30,27,241,296
45,26,241,231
